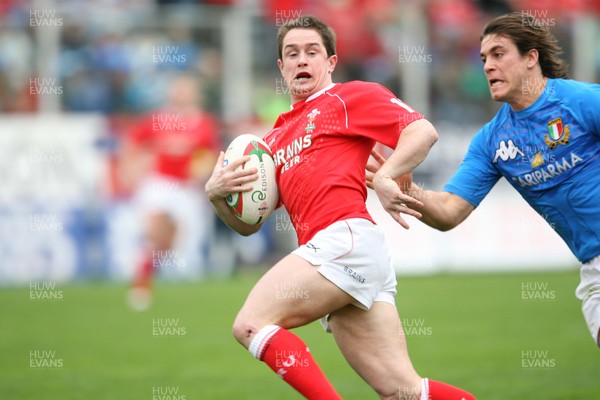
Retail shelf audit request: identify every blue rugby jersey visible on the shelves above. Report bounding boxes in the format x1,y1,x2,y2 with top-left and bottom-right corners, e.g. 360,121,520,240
444,78,600,263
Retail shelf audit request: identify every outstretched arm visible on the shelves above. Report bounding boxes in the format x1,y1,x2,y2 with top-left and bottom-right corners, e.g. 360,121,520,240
370,119,437,229
205,152,262,236
367,149,475,231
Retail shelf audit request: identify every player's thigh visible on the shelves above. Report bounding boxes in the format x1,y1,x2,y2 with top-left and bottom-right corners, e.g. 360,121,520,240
234,253,354,341
328,302,421,398
146,212,177,249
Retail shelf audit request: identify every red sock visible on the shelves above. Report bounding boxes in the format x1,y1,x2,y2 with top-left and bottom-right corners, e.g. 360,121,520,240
426,378,476,400
132,254,153,289
249,325,342,400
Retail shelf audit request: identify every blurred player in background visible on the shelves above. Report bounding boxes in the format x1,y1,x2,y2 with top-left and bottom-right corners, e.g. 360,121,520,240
369,12,600,347
206,15,476,400
123,73,219,310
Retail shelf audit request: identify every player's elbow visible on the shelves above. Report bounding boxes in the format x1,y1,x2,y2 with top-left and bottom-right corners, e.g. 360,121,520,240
434,207,470,231
422,215,458,232
435,220,458,232
424,122,439,146
239,227,260,237
411,118,438,148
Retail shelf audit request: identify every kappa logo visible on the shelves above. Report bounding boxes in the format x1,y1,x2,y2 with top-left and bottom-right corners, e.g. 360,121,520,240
493,139,525,163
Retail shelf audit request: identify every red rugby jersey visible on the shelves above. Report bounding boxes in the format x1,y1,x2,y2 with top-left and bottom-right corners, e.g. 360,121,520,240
264,81,423,245
129,109,219,180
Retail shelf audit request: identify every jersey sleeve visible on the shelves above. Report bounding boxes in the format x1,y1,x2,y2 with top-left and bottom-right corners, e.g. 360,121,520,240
443,126,501,207
573,81,600,137
343,82,424,149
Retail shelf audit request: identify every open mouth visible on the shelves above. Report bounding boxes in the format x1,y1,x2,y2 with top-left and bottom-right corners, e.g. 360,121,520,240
294,71,312,82
489,79,504,88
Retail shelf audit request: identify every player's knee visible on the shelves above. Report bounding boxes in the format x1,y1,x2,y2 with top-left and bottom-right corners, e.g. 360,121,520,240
231,320,248,344
232,315,259,348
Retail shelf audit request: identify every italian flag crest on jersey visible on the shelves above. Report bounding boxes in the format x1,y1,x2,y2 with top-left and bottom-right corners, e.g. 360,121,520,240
545,118,570,150
547,118,563,140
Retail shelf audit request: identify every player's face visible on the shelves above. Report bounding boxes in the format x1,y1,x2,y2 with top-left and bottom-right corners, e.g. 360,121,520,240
480,34,537,109
278,29,337,104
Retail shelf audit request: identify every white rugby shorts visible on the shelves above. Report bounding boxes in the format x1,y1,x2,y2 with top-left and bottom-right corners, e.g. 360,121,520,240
575,254,600,345
293,218,397,330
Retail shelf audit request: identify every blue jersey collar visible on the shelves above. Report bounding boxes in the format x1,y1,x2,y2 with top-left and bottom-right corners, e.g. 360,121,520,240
512,78,555,119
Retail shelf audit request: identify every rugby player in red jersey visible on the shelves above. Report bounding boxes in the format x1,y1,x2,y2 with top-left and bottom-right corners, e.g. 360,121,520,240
205,15,476,400
125,74,219,310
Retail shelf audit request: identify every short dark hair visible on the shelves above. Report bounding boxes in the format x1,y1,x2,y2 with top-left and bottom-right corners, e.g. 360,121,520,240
481,12,568,79
277,15,336,59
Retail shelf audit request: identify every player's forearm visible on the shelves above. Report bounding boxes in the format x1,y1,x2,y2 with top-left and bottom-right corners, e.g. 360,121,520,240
405,185,472,231
403,184,452,230
210,198,261,236
376,119,438,180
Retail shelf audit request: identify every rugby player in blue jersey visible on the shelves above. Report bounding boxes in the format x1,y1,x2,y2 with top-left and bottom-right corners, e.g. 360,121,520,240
368,12,600,347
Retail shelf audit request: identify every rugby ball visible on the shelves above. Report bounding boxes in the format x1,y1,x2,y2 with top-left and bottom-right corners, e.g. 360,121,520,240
224,134,278,225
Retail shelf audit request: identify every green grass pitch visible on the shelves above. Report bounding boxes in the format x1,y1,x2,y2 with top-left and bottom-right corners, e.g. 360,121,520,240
1,269,599,399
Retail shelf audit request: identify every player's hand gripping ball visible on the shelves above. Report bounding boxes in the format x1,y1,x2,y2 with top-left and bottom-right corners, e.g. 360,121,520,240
224,134,279,225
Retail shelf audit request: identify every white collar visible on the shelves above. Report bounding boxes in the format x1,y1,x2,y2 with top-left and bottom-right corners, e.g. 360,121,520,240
291,83,336,109
306,83,336,102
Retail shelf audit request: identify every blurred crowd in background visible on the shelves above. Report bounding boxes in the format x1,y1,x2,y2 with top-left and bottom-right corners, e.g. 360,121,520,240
0,0,598,284
1,0,599,117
